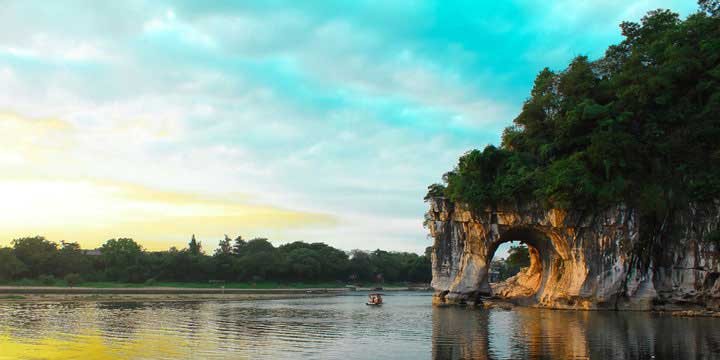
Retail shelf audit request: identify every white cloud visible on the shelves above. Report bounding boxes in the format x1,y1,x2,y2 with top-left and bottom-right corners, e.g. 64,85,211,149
7,0,693,252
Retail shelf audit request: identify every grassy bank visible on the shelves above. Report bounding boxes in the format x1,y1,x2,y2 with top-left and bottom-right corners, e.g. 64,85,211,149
0,279,413,289
0,292,346,303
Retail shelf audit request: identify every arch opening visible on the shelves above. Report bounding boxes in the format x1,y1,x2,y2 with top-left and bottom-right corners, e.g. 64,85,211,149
481,227,554,302
489,241,531,283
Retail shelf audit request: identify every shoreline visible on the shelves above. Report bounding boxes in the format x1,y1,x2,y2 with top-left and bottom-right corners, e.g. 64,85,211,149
432,297,720,318
0,286,432,303
0,286,350,302
0,286,351,294
0,293,343,303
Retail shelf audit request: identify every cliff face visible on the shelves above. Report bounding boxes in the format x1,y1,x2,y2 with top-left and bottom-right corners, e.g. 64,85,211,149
426,198,720,310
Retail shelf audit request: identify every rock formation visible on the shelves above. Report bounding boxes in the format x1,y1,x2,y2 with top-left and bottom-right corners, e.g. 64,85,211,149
426,198,720,310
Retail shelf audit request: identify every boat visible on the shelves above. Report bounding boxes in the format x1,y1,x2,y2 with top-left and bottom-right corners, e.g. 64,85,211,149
366,293,384,306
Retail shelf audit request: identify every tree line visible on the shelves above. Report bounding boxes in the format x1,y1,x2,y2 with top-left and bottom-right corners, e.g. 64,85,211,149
0,235,431,285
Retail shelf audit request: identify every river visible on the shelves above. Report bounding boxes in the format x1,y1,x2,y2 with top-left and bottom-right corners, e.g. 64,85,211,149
0,292,718,359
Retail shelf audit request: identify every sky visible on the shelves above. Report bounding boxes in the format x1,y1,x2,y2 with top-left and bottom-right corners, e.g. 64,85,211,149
0,0,697,255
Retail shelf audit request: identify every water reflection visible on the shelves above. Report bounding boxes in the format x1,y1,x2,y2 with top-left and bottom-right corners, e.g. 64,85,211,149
432,306,720,359
0,294,718,359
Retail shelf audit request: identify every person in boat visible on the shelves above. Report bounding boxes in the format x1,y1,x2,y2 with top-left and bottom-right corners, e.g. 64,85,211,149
367,293,383,305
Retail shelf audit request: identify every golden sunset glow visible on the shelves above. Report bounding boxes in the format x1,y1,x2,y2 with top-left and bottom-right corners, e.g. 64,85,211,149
0,178,335,250
0,330,217,360
0,110,336,250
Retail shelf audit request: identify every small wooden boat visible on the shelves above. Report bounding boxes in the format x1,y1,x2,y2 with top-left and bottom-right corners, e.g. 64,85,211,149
366,293,384,306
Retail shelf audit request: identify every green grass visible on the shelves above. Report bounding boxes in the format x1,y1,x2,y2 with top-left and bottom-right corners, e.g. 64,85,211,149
0,295,26,300
0,280,412,289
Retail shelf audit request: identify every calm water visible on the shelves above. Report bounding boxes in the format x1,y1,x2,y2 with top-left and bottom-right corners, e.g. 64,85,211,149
1,292,719,359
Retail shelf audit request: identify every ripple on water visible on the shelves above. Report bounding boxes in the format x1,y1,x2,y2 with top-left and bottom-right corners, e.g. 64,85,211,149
1,294,720,360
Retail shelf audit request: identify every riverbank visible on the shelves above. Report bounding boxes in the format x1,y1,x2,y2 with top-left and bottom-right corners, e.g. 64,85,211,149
433,297,720,318
0,286,349,302
0,280,426,289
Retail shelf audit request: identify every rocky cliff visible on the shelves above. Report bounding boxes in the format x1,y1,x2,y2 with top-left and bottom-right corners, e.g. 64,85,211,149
426,198,720,310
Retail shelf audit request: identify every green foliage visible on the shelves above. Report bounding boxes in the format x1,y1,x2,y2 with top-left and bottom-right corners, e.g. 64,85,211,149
232,236,247,256
188,234,202,256
699,0,719,16
38,274,55,286
4,234,432,285
429,5,720,217
12,236,58,278
0,248,26,281
215,235,233,256
424,183,446,200
101,238,144,282
505,245,531,269
491,244,531,281
57,241,93,277
64,273,82,288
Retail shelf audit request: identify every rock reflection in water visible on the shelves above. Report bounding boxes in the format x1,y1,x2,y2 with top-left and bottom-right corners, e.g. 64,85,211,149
432,306,720,359
0,294,719,359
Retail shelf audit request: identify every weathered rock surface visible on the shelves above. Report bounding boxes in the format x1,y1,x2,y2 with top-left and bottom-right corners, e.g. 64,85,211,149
426,198,720,310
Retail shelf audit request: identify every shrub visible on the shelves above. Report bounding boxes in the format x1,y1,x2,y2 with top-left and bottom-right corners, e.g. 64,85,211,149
38,274,55,286
64,273,82,288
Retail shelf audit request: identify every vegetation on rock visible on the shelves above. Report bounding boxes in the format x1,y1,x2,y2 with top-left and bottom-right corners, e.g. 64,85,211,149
428,3,720,224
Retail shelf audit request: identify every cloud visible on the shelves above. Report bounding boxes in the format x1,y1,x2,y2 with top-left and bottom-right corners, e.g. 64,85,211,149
0,112,76,164
0,0,699,253
0,178,336,250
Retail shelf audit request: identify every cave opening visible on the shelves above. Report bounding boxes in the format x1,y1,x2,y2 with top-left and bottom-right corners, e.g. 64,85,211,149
482,227,551,299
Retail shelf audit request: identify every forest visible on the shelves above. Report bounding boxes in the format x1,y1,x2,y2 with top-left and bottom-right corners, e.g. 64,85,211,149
427,2,720,239
0,235,431,287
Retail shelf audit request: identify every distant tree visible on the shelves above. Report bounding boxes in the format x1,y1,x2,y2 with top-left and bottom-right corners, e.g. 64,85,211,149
64,273,82,288
348,250,373,282
407,248,432,283
163,249,211,282
4,234,431,285
233,251,277,281
56,241,92,276
216,235,233,256
245,238,274,253
286,248,322,280
232,236,247,256
0,247,26,280
494,244,531,280
100,238,145,282
212,235,235,280
38,274,55,285
506,245,530,269
369,250,402,282
188,234,203,256
12,236,58,277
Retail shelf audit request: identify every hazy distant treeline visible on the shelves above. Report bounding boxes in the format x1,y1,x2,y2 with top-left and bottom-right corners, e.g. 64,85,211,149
0,235,431,285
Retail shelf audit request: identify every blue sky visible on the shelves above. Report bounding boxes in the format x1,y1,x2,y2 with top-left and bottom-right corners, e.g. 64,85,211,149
0,1,697,254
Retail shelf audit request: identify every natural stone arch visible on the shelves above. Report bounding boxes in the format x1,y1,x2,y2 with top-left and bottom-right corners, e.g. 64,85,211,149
428,198,624,309
428,196,720,310
483,227,553,300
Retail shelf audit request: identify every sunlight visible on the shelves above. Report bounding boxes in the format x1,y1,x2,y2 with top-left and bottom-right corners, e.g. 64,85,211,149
0,178,335,249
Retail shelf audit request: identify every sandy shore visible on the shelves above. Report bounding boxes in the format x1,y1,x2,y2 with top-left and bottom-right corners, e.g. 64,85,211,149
0,286,349,302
